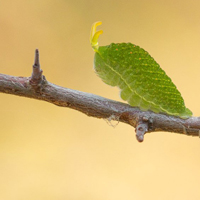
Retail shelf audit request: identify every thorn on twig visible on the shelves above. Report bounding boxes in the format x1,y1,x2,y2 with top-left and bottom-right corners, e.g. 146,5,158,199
30,49,44,85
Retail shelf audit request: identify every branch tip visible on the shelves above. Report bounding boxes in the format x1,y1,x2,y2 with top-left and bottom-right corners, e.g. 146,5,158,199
34,49,40,67
30,49,44,85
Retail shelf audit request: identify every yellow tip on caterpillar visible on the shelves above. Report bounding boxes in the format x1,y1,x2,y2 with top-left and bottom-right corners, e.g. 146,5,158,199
90,21,103,51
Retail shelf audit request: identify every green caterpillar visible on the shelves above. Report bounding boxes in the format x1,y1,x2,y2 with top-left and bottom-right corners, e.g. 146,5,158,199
90,21,192,119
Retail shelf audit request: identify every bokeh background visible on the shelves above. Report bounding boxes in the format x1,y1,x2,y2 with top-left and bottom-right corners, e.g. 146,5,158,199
0,0,200,199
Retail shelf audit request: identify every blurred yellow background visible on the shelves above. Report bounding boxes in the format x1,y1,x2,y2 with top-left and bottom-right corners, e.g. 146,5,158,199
0,0,200,199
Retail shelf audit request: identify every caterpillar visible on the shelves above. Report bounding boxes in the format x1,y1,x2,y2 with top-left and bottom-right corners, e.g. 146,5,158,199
90,21,192,119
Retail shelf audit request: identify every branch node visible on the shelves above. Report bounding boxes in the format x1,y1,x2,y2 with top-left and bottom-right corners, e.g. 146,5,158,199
135,123,148,142
135,115,153,142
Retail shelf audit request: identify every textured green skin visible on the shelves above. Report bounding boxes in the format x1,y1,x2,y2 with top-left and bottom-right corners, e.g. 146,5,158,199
94,43,192,119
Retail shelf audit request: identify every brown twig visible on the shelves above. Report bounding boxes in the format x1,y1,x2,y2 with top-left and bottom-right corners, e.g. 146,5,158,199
0,49,200,142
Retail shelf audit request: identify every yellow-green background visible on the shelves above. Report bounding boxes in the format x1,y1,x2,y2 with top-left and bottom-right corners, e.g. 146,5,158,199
0,1,200,199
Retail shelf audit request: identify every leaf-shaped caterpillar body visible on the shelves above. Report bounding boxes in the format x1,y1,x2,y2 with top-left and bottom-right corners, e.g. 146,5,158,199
90,22,192,119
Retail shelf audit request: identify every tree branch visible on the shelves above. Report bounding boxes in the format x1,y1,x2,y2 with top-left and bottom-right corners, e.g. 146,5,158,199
0,49,200,142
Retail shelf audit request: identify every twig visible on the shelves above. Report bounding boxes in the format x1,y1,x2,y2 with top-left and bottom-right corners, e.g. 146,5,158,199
0,49,200,142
